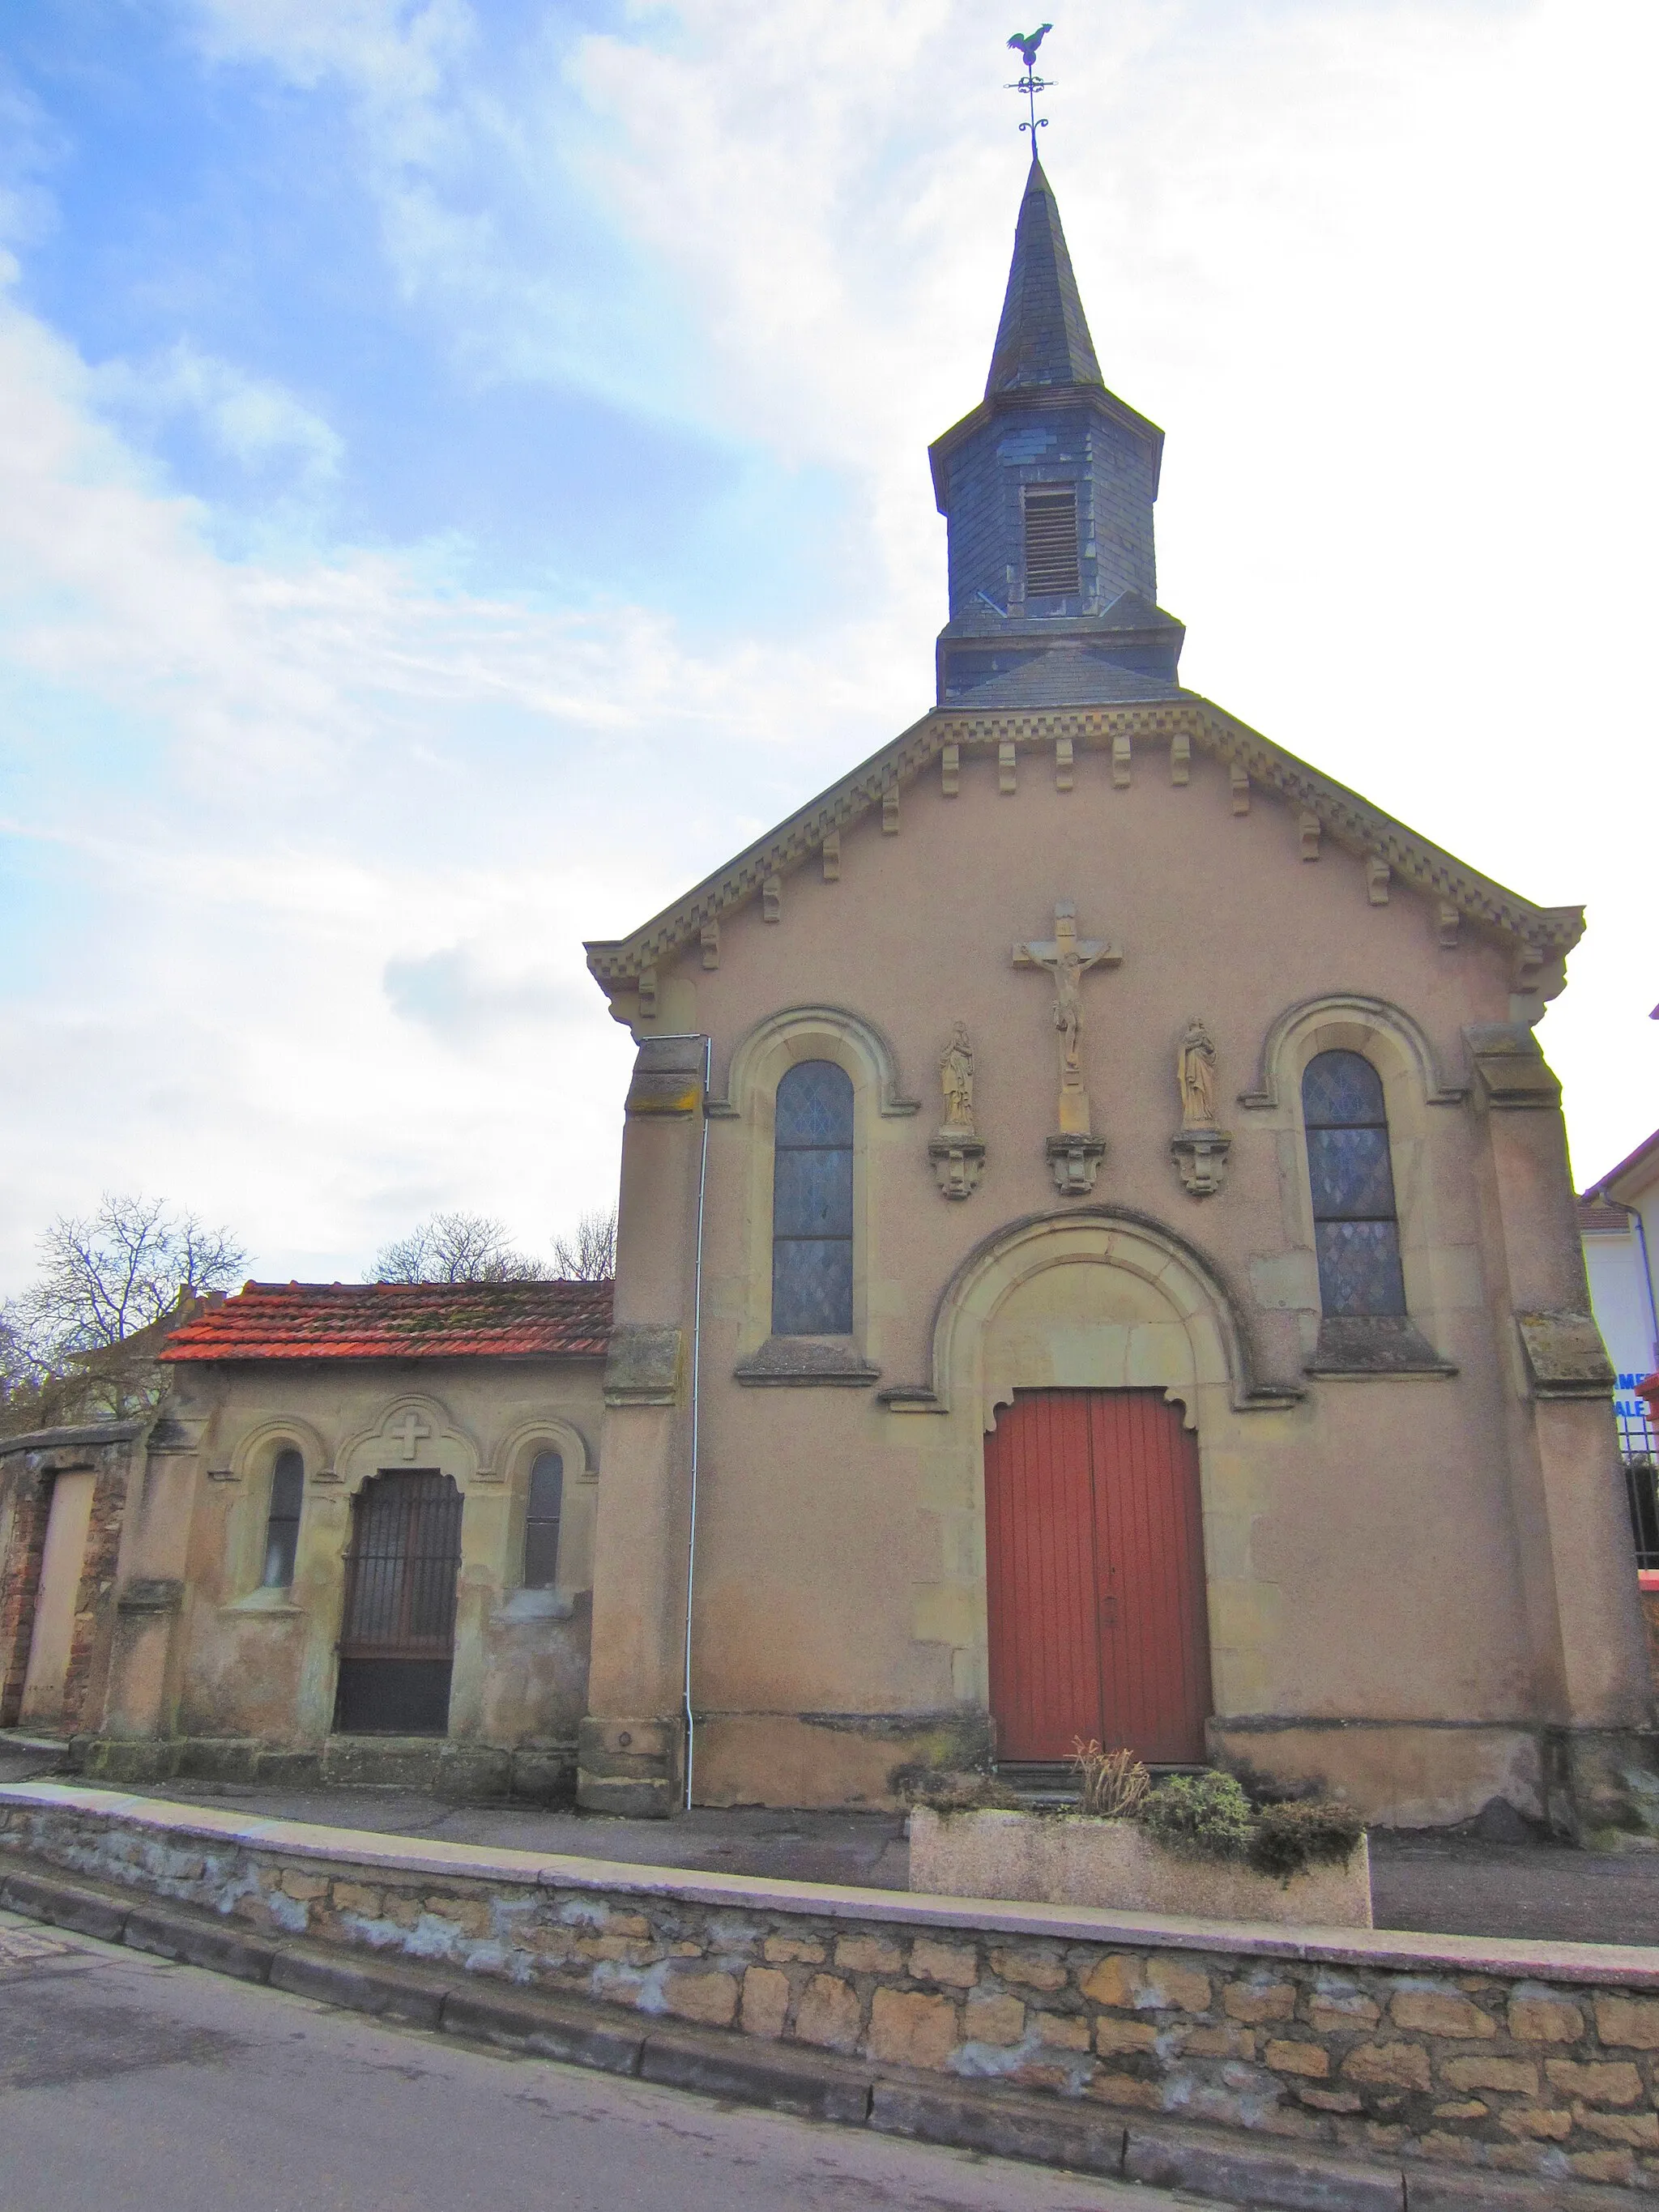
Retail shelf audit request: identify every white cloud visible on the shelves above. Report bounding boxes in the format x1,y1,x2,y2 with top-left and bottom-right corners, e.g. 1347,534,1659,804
92,343,344,488
2,0,1655,1294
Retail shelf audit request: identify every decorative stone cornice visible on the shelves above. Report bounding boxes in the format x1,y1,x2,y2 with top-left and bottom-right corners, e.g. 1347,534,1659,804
583,699,1584,999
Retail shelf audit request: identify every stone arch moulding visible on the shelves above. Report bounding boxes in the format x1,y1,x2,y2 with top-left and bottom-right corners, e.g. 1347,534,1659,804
228,1414,331,1485
706,1004,921,1119
1239,992,1469,1110
878,1205,1305,1417
492,1415,595,1487
335,1396,479,1494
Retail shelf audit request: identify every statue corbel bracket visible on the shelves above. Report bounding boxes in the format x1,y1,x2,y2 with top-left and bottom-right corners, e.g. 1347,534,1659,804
1046,1133,1107,1196
1170,1127,1232,1198
928,1133,986,1200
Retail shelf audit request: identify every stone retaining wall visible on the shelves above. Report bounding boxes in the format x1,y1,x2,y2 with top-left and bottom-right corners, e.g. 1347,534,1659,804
7,1782,1659,2199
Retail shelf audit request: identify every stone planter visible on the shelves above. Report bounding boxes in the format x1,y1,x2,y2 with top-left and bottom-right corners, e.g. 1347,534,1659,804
909,1805,1372,1928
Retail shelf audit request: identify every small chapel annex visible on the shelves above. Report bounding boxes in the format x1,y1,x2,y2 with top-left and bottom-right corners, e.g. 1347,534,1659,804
4,156,1649,1839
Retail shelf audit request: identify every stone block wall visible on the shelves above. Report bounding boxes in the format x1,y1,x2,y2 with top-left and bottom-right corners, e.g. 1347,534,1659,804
6,1787,1659,2195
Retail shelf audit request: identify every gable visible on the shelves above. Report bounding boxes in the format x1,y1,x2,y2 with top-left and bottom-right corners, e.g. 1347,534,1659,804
585,697,1583,1020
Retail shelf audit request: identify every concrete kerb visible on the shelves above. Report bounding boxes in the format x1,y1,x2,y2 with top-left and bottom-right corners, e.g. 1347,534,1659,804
1,1784,1653,2211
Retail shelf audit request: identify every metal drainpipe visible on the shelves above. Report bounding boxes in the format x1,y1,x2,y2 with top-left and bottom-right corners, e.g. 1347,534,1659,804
683,1034,712,1811
1635,1207,1659,1378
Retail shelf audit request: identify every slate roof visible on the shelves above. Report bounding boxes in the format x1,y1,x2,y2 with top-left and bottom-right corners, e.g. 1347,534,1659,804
986,157,1104,394
952,653,1181,710
160,1280,613,1364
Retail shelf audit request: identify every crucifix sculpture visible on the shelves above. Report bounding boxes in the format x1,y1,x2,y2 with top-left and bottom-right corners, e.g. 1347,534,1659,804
1013,900,1122,1192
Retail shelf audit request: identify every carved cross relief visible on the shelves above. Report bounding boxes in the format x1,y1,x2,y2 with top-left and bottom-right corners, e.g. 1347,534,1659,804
386,1410,432,1461
1013,901,1122,1193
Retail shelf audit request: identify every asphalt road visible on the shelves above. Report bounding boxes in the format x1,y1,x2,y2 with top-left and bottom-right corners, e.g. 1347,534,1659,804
0,1911,1226,2212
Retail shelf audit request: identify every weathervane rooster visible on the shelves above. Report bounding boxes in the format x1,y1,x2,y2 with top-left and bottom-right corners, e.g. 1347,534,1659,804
1005,23,1054,143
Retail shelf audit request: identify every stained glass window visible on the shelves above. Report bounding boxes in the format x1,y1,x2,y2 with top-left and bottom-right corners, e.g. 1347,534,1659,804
1303,1050,1406,1317
772,1059,855,1335
262,1447,304,1588
523,1449,563,1588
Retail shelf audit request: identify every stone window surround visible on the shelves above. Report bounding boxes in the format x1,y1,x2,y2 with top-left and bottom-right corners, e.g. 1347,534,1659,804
714,1005,915,1387
221,1418,329,1613
495,1417,595,1608
1242,994,1464,1379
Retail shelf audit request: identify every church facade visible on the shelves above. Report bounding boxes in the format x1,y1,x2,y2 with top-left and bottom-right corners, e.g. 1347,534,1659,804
6,160,1648,1840
576,160,1649,1835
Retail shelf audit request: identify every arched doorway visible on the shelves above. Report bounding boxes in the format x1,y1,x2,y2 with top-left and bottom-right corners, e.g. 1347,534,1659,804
334,1470,463,1736
984,1387,1211,1765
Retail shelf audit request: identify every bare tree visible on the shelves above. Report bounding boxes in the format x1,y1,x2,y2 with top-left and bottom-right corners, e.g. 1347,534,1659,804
2,1194,246,1430
550,1208,616,1282
373,1211,548,1284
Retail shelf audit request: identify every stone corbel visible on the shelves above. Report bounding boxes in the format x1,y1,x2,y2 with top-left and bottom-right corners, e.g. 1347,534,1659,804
928,1135,986,1200
603,1324,683,1408
1046,1134,1107,1196
1464,1023,1563,1110
1170,1128,1231,1197
1515,1311,1615,1400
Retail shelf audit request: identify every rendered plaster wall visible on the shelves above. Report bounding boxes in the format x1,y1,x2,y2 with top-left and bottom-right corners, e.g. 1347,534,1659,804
7,1788,1659,2194
126,1357,604,1758
606,721,1648,1822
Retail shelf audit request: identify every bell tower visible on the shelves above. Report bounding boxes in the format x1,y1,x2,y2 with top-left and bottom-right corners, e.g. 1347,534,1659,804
928,158,1185,707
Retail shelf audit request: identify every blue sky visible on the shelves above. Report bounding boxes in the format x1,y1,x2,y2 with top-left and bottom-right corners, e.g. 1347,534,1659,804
0,0,1654,1288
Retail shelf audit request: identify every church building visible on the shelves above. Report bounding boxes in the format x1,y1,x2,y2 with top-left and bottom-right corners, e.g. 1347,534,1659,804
9,157,1648,1841
574,157,1648,1835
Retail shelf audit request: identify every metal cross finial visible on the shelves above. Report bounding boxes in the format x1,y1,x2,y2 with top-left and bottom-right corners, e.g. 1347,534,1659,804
1005,23,1053,147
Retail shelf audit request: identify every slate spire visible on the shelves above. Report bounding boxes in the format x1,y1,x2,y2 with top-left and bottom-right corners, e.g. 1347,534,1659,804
984,157,1103,397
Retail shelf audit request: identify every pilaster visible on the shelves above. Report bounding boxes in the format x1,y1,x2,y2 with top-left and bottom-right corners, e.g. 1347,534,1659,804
578,1034,707,1817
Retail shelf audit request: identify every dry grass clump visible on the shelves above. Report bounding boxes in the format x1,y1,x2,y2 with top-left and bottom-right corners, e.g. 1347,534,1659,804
1070,1740,1152,1819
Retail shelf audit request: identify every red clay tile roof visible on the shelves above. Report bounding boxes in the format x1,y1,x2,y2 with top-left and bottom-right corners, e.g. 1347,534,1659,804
1577,1196,1636,1235
160,1280,612,1364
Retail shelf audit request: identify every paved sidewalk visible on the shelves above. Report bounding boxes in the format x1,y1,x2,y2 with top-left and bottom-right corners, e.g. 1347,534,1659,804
7,1736,1658,1946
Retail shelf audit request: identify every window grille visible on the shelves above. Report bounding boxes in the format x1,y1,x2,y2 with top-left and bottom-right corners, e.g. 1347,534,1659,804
1620,1403,1659,1570
1023,488,1080,597
771,1059,854,1336
523,1449,564,1589
1302,1050,1407,1318
261,1447,304,1588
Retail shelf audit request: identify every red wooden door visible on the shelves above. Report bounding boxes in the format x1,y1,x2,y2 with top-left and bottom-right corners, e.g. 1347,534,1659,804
984,1389,1212,1764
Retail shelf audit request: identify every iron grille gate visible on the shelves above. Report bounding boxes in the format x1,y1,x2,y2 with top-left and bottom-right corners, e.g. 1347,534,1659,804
1621,1404,1659,1571
334,1470,463,1736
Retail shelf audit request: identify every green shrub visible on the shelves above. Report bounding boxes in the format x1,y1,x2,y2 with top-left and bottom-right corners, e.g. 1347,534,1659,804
1139,1771,1253,1860
1248,1799,1364,1882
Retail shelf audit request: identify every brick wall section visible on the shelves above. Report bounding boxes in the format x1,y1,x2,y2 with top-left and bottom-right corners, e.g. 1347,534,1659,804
0,1431,138,1732
6,1793,1659,2194
0,1477,50,1727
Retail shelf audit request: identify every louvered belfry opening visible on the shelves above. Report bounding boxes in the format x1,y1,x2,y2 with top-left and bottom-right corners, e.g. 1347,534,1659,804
334,1470,463,1736
1022,486,1081,598
984,1389,1212,1767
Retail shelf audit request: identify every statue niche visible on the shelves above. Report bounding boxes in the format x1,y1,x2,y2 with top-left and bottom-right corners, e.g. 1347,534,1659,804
1170,1016,1232,1197
928,1022,986,1199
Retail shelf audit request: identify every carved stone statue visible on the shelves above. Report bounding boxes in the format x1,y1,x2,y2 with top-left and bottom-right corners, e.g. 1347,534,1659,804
1176,1017,1220,1130
928,1021,985,1200
1171,1016,1230,1198
940,1023,975,1136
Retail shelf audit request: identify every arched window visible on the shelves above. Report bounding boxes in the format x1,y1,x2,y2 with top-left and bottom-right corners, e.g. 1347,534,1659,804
772,1060,854,1336
523,1450,564,1588
262,1447,305,1588
1303,1050,1407,1318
